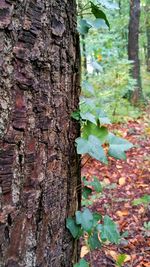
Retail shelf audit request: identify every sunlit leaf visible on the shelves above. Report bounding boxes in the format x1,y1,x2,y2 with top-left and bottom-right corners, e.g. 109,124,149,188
82,121,108,142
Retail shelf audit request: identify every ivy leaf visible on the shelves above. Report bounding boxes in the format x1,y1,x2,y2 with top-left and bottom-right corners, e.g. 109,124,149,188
107,133,133,160
88,230,101,250
82,121,108,142
76,135,108,164
96,109,111,124
97,215,121,244
71,110,81,120
74,259,89,267
76,208,93,233
90,2,110,29
66,217,82,239
90,176,102,193
87,18,108,29
80,112,97,125
82,186,92,199
78,19,91,35
93,212,102,226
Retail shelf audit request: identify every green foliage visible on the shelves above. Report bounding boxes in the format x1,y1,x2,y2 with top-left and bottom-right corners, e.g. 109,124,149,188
67,207,122,263
75,110,133,162
97,215,121,244
90,2,110,29
76,208,94,233
143,221,150,231
76,135,108,164
107,133,133,160
66,217,82,239
116,254,127,267
68,3,141,266
74,259,89,267
132,194,150,206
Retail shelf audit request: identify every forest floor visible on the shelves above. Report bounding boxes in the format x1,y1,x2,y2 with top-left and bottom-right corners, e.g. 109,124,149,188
82,107,150,267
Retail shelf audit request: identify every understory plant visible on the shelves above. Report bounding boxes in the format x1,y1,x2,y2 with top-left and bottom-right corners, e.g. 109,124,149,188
67,2,134,266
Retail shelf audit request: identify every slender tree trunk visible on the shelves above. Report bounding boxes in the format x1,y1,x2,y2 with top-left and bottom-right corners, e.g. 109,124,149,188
0,1,80,266
78,0,87,77
128,0,143,105
146,1,150,71
81,34,88,77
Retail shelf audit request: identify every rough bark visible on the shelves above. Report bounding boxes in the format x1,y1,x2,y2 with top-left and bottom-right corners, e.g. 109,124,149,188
0,1,80,266
128,0,143,105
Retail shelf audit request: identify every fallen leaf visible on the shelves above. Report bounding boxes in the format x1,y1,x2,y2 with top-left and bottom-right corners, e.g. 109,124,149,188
103,178,110,185
138,206,145,214
80,246,89,258
116,210,129,217
119,177,126,186
108,250,118,260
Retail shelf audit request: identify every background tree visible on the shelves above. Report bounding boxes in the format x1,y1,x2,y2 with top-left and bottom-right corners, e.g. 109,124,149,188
128,0,143,105
0,1,80,266
145,0,150,72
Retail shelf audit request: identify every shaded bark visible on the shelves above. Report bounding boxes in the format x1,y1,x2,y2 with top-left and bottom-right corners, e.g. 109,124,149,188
128,0,143,105
0,0,80,266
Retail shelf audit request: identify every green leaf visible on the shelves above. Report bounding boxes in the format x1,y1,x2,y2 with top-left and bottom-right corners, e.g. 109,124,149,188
90,2,110,29
88,230,101,250
87,18,108,29
76,135,108,164
82,186,92,199
82,121,108,142
96,109,111,125
116,254,127,267
91,176,102,193
107,133,133,160
66,217,81,239
79,19,91,35
97,215,120,244
93,212,102,226
80,112,97,125
132,194,150,206
76,208,93,233
71,110,81,120
74,259,89,267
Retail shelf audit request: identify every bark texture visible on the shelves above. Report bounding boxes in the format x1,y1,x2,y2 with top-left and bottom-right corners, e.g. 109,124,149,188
0,0,80,266
128,0,143,105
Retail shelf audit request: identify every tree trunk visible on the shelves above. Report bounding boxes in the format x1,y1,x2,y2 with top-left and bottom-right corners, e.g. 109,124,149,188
128,0,143,105
146,0,150,72
0,1,80,266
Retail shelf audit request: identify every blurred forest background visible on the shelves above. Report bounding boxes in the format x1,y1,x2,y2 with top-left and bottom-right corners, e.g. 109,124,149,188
78,0,150,123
